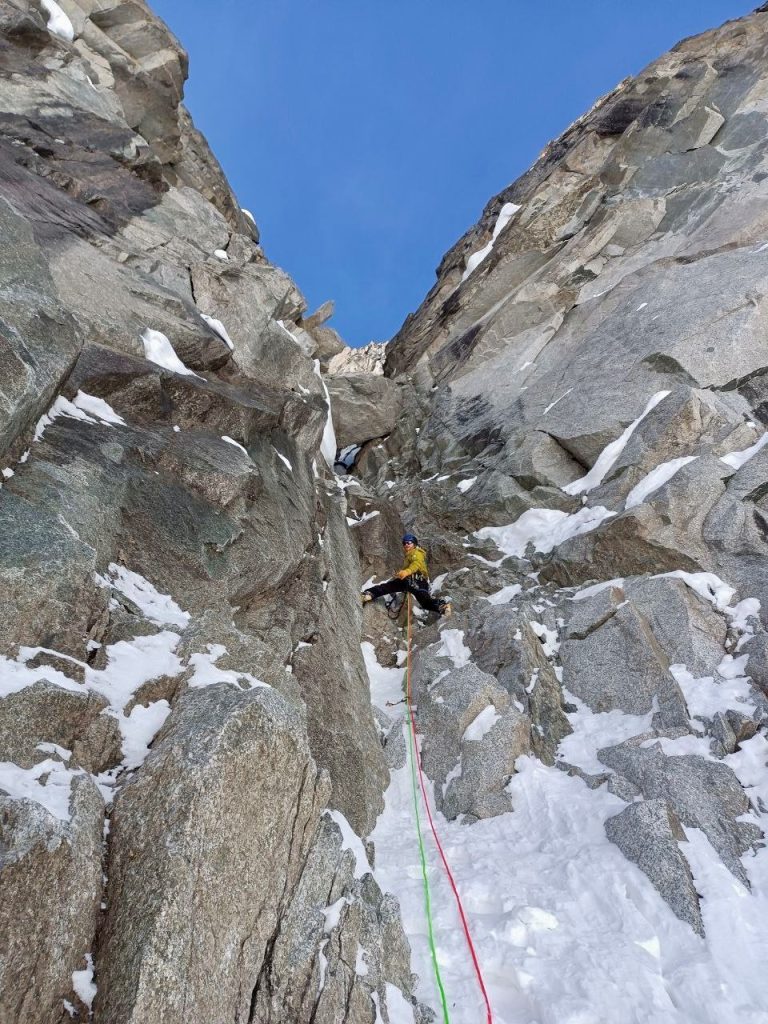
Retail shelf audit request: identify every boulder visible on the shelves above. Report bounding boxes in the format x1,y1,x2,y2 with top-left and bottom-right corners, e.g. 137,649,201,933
0,681,122,774
597,741,761,885
252,814,420,1023
326,374,402,448
605,799,704,934
417,661,531,820
95,684,330,1024
561,598,689,726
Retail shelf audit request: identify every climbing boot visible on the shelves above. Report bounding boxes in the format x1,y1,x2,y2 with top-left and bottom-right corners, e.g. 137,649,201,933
361,593,373,605
439,600,452,618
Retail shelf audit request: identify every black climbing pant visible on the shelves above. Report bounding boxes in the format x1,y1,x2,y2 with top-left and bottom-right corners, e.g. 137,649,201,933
364,576,445,614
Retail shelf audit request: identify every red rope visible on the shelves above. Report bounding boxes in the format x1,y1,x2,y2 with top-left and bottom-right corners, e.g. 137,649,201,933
406,595,494,1024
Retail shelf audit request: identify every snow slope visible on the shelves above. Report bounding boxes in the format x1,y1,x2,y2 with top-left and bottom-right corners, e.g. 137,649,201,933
367,647,768,1024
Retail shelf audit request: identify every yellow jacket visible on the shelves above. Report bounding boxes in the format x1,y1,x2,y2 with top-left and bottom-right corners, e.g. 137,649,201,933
399,546,429,580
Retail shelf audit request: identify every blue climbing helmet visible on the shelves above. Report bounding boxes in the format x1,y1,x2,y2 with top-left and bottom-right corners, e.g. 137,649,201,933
402,533,418,545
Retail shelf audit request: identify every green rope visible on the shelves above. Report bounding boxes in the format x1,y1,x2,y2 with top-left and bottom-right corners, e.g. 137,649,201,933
405,597,451,1024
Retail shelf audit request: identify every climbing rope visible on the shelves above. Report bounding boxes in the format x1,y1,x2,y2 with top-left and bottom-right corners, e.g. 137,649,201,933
404,595,451,1024
405,594,494,1024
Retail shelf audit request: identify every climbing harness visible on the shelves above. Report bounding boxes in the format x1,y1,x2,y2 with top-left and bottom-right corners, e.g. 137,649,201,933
404,595,494,1024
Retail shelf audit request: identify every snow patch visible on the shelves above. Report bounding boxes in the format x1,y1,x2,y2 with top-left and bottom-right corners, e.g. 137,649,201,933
530,621,559,658
141,329,200,377
336,443,361,470
200,313,235,351
72,953,96,1009
187,644,270,691
720,432,768,471
273,447,293,472
435,629,472,668
463,705,501,743
625,456,698,510
543,388,573,415
670,662,754,724
72,391,126,425
486,584,522,605
104,564,190,627
475,505,615,560
362,641,405,707
34,396,94,441
355,944,369,977
41,0,74,41
462,203,521,281
0,759,82,821
326,809,371,878
347,510,380,527
384,984,416,1023
570,578,625,601
563,391,670,495
558,693,654,776
121,700,171,771
313,360,338,468
222,435,249,457
653,571,761,643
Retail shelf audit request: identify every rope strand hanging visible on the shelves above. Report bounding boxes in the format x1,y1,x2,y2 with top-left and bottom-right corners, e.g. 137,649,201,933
405,594,494,1024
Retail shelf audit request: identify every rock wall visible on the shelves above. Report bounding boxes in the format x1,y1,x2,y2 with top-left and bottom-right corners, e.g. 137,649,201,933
6,1,768,1021
346,1,768,968
0,2,422,1022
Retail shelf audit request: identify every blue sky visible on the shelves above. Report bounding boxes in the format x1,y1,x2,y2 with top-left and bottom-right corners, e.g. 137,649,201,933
153,1,751,347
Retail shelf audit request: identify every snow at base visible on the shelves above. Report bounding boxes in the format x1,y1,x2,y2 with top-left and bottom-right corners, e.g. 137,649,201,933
365,642,768,1024
41,0,74,41
141,328,200,378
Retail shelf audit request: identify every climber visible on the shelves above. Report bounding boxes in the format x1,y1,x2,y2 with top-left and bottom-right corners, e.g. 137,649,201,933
362,534,451,616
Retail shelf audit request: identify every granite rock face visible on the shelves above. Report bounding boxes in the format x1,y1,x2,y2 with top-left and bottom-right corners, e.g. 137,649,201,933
604,799,704,935
6,2,768,1021
345,4,768,949
0,4,415,1022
